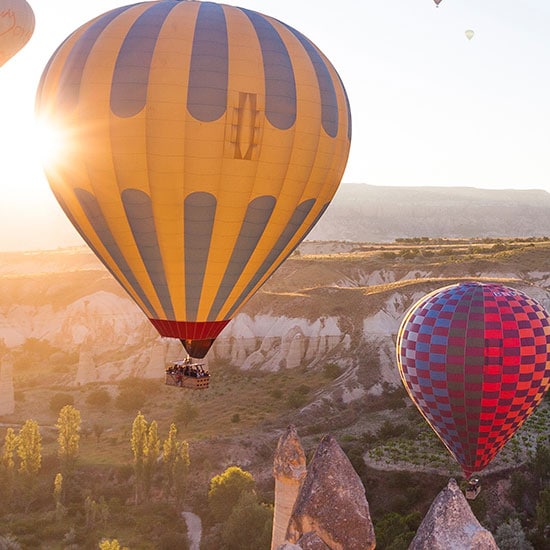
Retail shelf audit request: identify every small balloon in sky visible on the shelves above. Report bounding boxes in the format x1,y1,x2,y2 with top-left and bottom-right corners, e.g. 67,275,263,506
433,0,443,7
465,29,475,40
0,0,35,67
35,0,352,360
397,282,550,479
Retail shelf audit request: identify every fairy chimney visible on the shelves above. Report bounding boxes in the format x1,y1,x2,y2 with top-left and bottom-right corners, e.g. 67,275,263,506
284,434,376,550
409,478,499,550
0,355,15,415
271,425,307,550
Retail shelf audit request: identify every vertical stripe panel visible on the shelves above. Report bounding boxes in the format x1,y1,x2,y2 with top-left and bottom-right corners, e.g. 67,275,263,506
283,24,339,137
121,189,175,319
73,188,158,318
208,195,276,320
240,8,296,130
225,198,319,318
111,1,177,117
184,192,217,319
336,71,353,141
187,1,228,122
55,5,133,113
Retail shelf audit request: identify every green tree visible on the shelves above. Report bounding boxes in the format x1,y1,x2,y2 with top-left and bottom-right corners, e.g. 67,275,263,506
2,427,17,470
533,442,550,485
374,511,420,550
208,466,256,523
86,496,110,529
163,422,179,489
53,472,66,520
509,471,528,509
56,405,81,475
144,420,160,499
98,539,128,550
174,439,190,506
221,491,273,550
131,411,148,504
1,427,17,501
17,419,42,477
162,423,190,504
536,487,550,534
494,518,533,550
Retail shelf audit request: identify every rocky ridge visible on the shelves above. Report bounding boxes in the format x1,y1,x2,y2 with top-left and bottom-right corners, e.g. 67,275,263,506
273,427,498,550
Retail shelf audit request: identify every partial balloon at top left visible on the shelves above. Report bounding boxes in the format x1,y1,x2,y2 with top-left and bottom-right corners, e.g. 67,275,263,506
0,0,35,67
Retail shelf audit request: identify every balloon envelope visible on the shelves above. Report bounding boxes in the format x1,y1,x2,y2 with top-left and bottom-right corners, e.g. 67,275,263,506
36,1,351,358
397,282,550,478
0,0,34,66
465,29,474,40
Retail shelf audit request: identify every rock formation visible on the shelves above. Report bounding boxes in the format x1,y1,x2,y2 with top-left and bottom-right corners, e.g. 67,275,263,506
271,426,307,550
0,355,15,415
75,346,97,386
283,434,376,550
409,478,499,550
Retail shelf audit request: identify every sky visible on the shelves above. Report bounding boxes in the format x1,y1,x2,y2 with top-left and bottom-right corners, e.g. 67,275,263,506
1,0,550,250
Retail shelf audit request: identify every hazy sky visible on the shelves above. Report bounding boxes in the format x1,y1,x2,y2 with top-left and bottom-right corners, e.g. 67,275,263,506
1,0,549,250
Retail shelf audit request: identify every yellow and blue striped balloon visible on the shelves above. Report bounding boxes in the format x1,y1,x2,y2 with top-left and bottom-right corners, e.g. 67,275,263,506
36,0,351,358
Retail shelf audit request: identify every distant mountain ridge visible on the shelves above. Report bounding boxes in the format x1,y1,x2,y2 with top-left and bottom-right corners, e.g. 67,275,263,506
307,184,550,242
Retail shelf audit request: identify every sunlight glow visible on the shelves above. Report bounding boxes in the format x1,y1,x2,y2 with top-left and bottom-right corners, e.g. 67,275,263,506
33,117,69,171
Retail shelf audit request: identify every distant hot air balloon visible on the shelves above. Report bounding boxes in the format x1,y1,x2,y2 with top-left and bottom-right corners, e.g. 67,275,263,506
35,1,351,359
0,0,34,66
397,282,550,478
465,29,475,40
434,0,443,7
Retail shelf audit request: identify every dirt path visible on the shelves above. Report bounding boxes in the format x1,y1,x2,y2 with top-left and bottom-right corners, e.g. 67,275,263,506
181,511,202,550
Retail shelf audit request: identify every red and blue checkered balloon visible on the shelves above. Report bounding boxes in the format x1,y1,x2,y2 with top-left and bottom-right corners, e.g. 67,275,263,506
397,282,550,478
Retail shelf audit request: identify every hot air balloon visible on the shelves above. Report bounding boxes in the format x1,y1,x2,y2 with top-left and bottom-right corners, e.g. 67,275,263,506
35,1,351,361
396,282,550,479
0,0,35,67
465,29,474,40
433,0,443,7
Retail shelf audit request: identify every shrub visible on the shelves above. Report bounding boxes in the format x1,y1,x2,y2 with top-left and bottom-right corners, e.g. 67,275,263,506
115,388,146,412
85,388,111,408
270,389,282,399
287,391,308,408
173,399,199,428
494,518,533,550
323,363,342,380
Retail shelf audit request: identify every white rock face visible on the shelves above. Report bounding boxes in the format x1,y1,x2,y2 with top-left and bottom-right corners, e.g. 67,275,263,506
336,268,396,288
75,349,98,386
363,292,406,336
215,315,343,372
3,262,544,392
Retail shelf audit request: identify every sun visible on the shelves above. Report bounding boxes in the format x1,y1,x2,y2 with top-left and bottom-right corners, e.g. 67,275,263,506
32,116,70,171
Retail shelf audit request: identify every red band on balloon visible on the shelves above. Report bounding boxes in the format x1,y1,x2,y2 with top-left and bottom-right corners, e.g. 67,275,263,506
149,319,231,340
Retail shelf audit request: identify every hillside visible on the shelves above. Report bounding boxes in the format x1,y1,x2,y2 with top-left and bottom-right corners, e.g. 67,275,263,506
307,184,550,241
0,239,549,548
